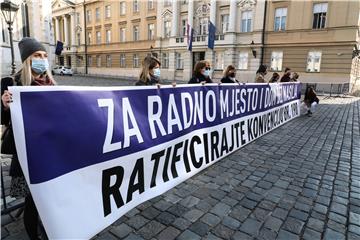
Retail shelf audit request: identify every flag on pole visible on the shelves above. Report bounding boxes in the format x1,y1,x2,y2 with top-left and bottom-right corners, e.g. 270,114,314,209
55,41,64,55
208,21,216,50
187,23,194,51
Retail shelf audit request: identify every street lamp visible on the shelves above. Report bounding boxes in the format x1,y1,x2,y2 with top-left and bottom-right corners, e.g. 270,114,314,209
1,0,19,75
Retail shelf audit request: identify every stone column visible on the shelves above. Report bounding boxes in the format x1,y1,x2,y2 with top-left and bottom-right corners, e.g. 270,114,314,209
171,1,179,37
229,0,237,32
55,17,60,43
70,13,76,47
185,0,194,80
64,15,68,46
210,0,217,25
187,0,194,29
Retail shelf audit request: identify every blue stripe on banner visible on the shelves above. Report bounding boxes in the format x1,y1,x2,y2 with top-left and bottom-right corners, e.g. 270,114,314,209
21,83,301,184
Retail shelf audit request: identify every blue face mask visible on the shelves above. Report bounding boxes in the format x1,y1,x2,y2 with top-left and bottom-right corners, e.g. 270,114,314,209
31,58,49,74
153,68,161,78
204,69,211,77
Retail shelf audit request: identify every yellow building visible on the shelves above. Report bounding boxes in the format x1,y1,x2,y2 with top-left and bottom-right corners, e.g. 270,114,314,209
263,0,360,92
84,0,157,76
51,0,360,92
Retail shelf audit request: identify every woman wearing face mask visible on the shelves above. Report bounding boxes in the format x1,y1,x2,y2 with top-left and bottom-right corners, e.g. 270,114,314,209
1,37,55,240
136,56,161,86
221,65,238,83
255,64,268,83
188,60,213,84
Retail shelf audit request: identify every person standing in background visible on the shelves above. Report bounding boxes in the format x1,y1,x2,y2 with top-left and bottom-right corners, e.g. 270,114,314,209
221,65,239,83
255,65,268,83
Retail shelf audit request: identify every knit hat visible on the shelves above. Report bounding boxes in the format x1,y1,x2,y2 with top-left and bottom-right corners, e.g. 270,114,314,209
18,37,46,62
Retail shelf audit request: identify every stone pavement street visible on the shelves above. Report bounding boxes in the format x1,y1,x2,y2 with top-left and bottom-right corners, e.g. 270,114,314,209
1,76,360,240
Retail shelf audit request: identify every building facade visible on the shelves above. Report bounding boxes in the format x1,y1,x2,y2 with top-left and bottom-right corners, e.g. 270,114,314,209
1,0,54,77
155,0,266,82
264,0,360,92
50,0,360,91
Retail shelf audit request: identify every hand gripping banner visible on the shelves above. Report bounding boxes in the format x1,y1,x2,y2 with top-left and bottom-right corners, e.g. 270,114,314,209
9,83,301,239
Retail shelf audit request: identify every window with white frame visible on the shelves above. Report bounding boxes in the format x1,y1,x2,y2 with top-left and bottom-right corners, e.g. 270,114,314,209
270,51,283,71
133,26,139,41
307,51,322,72
313,3,327,29
181,19,187,36
87,56,92,66
162,53,169,68
120,2,126,15
215,52,224,70
148,23,154,40
199,18,208,35
105,5,111,18
133,54,139,67
106,55,111,67
106,30,111,43
120,54,126,67
87,32,92,44
175,52,183,69
86,10,91,22
274,8,287,31
241,11,252,32
95,8,100,21
164,20,171,38
238,52,248,70
221,15,229,33
120,27,126,42
96,31,101,44
133,0,139,13
148,0,154,10
96,55,101,67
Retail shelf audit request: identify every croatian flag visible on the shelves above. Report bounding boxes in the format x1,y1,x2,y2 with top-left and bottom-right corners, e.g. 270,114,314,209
186,23,194,51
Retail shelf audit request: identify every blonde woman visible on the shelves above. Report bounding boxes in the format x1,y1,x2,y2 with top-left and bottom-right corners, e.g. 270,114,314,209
135,55,161,86
1,37,55,240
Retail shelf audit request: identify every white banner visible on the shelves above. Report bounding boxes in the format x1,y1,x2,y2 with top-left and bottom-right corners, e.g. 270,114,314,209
9,83,301,239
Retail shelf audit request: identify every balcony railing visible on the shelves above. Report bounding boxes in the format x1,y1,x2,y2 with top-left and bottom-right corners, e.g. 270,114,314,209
175,34,225,43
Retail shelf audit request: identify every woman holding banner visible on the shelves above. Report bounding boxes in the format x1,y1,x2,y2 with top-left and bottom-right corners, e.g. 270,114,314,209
221,65,239,83
136,56,161,86
1,37,55,240
188,60,213,84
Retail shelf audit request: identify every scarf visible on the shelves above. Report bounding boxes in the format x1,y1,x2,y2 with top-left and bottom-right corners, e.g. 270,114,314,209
32,74,54,86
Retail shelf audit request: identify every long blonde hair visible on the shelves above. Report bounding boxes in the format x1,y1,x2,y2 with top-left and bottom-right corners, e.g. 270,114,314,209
139,56,160,83
19,56,55,86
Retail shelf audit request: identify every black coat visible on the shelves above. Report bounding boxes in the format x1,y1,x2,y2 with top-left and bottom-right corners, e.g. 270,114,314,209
1,74,23,177
135,75,159,86
188,73,212,84
221,76,238,83
280,75,291,82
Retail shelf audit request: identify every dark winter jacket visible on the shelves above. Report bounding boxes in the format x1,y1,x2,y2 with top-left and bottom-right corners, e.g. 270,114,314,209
135,74,159,86
221,76,238,83
188,73,212,84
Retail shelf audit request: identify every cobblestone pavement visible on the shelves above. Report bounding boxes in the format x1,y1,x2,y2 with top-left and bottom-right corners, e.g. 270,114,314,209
1,76,360,240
